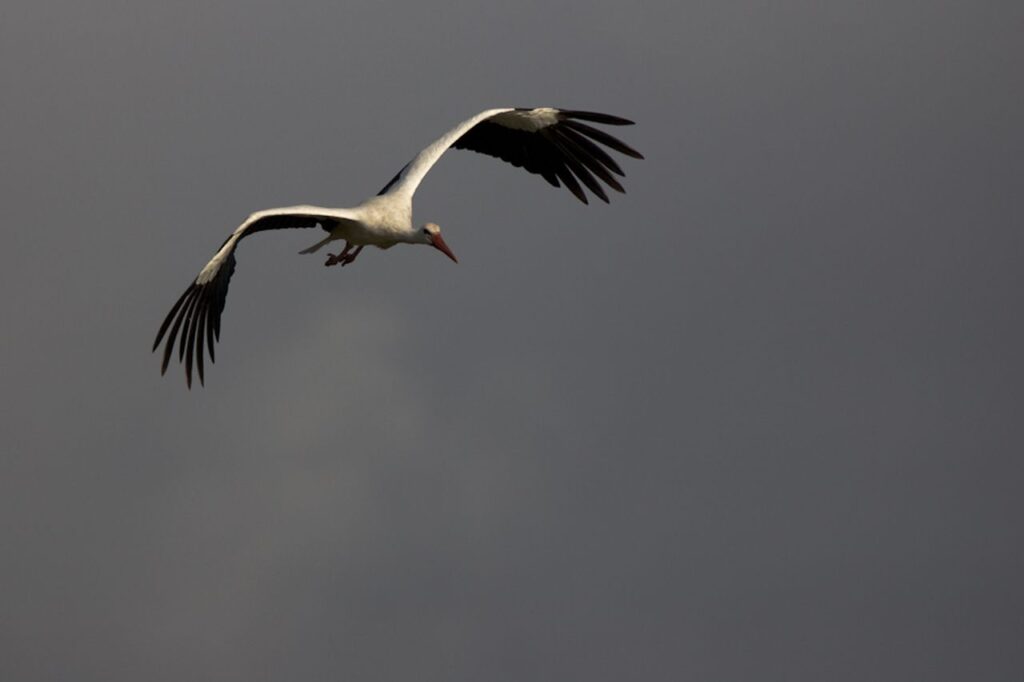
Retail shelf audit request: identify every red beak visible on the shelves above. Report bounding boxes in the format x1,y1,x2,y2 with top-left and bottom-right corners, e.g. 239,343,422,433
430,233,458,263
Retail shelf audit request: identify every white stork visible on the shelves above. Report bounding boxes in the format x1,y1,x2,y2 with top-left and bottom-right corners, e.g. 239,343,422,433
154,107,643,387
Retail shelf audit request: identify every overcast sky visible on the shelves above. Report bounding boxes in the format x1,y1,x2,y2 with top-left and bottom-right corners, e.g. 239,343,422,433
2,1,1022,680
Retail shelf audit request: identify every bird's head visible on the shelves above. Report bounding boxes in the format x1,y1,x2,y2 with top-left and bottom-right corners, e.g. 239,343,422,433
419,222,458,263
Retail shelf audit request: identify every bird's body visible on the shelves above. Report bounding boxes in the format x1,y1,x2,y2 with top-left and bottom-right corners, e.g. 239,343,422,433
155,107,643,386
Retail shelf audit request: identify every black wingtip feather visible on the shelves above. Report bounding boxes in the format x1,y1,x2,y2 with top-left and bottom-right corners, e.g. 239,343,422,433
561,120,645,160
153,286,192,352
184,293,201,388
558,126,626,177
551,160,588,204
545,130,609,203
551,129,620,198
195,298,207,387
160,285,194,375
205,300,216,365
178,291,200,363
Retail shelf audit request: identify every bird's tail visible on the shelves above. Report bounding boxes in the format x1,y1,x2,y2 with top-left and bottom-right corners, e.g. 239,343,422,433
298,236,334,254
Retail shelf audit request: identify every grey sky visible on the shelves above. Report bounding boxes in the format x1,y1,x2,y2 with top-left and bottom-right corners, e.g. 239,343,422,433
2,1,1022,680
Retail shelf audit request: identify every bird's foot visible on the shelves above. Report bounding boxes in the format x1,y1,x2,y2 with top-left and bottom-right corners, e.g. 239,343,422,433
325,252,356,267
326,245,363,267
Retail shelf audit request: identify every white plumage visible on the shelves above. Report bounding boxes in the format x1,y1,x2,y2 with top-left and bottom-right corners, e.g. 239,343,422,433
154,107,643,387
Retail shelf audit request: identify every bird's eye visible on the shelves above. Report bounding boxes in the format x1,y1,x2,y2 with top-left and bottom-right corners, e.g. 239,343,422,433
422,227,429,233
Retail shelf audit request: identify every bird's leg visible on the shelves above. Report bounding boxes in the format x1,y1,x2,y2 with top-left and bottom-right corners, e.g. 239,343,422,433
340,245,364,266
325,243,365,267
325,243,353,267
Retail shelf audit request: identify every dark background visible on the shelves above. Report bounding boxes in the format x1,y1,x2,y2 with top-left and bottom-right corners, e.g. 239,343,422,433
2,1,1022,680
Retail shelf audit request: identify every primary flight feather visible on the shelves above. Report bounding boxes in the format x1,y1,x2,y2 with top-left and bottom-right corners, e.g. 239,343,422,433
153,107,643,387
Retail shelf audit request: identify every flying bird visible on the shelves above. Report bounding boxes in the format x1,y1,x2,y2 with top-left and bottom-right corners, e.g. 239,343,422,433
154,107,643,387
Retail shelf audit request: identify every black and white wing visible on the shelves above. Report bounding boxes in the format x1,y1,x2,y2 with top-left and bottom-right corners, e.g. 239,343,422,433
380,107,644,203
152,206,355,388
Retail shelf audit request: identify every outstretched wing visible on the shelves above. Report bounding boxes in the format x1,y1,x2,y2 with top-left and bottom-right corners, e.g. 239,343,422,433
153,206,354,388
382,108,643,203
